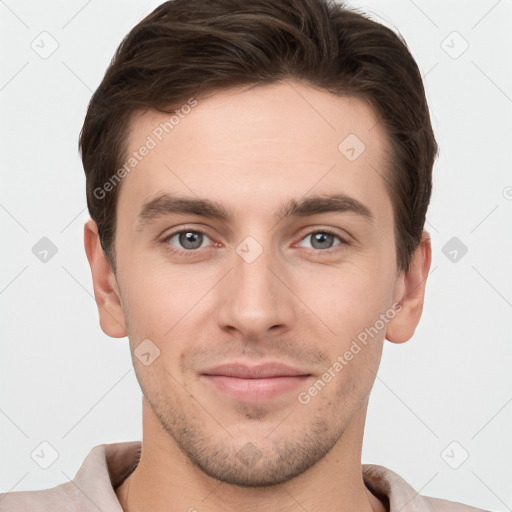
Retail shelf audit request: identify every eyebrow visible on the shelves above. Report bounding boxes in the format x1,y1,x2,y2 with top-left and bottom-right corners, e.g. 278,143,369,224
136,192,373,228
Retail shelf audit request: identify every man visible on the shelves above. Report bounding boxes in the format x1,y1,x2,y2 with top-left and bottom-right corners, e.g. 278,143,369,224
0,0,488,510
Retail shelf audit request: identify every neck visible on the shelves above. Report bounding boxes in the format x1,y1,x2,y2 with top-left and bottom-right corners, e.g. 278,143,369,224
116,399,386,512
115,400,386,512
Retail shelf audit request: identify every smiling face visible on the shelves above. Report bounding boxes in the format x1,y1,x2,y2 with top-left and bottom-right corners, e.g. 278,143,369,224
86,79,423,487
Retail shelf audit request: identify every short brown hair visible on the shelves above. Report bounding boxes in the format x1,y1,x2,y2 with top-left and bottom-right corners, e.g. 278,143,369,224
79,0,438,274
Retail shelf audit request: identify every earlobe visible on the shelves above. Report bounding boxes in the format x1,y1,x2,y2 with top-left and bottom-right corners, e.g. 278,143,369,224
83,219,128,338
386,230,432,344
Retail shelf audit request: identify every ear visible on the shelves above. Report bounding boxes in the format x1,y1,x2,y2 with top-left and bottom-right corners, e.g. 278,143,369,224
386,230,432,344
84,219,128,338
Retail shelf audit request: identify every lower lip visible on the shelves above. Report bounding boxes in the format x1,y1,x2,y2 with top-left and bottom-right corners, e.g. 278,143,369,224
201,375,310,401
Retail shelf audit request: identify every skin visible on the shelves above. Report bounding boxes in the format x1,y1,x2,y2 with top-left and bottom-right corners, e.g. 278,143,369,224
84,79,431,512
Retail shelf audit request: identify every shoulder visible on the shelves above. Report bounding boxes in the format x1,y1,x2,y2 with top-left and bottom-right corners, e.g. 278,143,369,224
0,446,104,511
362,464,490,512
425,495,492,511
0,481,80,511
0,441,141,512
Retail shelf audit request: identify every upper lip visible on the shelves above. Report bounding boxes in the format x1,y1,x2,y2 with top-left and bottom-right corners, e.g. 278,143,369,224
202,362,310,379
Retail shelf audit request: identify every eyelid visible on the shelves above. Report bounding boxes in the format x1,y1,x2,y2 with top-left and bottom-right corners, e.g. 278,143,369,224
162,223,214,238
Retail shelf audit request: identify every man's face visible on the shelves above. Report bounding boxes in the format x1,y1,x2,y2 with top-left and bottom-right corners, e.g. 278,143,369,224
111,80,404,486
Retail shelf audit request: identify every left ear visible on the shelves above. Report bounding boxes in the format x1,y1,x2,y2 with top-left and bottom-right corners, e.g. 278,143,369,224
386,230,432,344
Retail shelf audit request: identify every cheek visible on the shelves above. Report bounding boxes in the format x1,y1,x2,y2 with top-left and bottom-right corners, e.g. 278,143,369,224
118,259,204,336
121,279,167,339
120,268,220,383
295,260,394,338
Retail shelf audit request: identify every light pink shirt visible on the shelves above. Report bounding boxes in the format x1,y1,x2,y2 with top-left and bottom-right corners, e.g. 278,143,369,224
0,441,488,511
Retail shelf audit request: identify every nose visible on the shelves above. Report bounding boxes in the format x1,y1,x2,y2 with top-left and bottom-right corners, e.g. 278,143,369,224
216,239,296,341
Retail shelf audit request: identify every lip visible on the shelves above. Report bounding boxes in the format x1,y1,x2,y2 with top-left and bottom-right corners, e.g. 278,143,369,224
203,362,309,379
201,362,311,402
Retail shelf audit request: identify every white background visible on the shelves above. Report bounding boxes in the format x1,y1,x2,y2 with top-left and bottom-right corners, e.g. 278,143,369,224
0,0,511,510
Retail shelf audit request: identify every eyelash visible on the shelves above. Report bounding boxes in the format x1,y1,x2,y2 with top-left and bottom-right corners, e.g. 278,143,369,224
162,228,348,257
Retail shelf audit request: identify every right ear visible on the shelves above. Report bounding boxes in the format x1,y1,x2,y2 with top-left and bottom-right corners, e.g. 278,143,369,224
83,219,128,338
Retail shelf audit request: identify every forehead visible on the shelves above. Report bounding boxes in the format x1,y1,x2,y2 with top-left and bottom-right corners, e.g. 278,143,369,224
117,80,392,223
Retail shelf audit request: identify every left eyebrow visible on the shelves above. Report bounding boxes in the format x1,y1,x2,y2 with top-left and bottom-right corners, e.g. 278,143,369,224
277,194,373,222
136,192,374,229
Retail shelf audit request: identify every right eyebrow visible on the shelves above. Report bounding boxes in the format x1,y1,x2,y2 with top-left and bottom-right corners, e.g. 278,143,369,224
136,193,231,229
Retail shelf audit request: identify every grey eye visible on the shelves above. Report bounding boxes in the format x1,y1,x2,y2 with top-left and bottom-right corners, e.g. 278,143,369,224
168,231,211,250
298,231,342,250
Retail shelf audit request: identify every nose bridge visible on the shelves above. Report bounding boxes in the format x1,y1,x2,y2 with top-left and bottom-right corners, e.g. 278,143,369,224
217,234,294,336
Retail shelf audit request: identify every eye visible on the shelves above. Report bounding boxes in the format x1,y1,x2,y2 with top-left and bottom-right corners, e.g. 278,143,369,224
164,230,213,252
297,230,345,251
